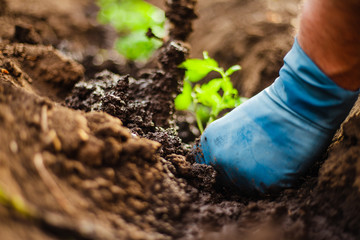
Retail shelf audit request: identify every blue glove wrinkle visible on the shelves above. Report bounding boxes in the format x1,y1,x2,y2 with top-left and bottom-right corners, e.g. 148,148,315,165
276,38,359,130
196,38,359,193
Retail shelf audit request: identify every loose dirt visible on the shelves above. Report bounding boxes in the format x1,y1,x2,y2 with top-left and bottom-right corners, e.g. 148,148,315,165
1,0,360,240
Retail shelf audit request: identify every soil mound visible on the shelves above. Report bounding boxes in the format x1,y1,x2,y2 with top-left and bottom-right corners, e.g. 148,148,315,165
1,0,360,239
0,43,84,101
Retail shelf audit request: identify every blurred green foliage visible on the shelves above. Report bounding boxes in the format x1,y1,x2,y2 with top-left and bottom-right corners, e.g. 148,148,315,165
97,0,165,61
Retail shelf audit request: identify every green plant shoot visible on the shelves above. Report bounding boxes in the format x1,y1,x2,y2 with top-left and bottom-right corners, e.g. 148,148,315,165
175,52,247,133
97,0,165,61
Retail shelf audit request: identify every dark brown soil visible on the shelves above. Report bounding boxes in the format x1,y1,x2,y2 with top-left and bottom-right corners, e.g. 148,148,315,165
1,0,360,240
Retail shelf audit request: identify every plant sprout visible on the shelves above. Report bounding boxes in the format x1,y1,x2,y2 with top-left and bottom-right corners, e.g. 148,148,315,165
175,52,247,133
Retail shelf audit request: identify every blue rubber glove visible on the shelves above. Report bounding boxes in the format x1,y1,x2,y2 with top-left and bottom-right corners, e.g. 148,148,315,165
195,38,359,193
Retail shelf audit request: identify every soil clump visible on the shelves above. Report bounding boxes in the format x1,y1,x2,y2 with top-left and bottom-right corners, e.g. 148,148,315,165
0,0,360,240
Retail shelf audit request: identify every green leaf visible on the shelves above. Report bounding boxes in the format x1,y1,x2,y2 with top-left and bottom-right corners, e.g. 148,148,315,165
175,81,192,110
225,65,241,76
207,78,223,91
221,96,236,109
97,0,165,61
225,65,241,77
199,78,223,94
196,89,222,108
180,59,218,82
115,32,162,60
179,54,218,82
221,78,234,93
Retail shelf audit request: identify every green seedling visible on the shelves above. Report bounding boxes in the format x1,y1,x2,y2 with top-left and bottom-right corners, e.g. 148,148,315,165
97,0,165,61
175,52,247,133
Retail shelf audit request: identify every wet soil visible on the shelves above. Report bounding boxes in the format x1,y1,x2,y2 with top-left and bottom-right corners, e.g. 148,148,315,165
1,0,360,240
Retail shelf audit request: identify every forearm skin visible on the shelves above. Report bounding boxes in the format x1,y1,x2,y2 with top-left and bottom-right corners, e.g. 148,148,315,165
298,0,360,90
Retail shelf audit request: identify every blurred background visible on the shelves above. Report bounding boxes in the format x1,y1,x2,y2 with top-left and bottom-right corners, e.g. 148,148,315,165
148,0,302,97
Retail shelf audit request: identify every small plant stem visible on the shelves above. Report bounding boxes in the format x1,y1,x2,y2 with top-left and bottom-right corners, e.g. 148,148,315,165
206,69,226,126
207,113,216,126
196,115,204,134
193,101,204,134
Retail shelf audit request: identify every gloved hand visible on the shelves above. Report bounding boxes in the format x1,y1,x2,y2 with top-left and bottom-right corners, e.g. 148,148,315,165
195,38,359,193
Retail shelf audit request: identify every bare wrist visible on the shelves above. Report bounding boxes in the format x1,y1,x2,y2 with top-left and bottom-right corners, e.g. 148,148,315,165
298,0,360,90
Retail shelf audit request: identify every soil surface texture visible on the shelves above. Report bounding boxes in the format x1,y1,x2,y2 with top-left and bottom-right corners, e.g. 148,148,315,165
1,0,360,240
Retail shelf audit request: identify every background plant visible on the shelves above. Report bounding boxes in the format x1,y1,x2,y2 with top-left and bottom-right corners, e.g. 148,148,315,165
97,0,165,61
175,52,247,133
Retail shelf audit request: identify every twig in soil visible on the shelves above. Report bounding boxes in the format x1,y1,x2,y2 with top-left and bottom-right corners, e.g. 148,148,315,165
146,28,163,41
33,153,75,215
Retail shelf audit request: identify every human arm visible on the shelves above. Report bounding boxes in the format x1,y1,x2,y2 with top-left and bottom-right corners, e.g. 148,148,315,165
299,0,360,90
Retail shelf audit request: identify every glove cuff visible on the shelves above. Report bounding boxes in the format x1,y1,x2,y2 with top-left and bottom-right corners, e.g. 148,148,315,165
269,38,359,130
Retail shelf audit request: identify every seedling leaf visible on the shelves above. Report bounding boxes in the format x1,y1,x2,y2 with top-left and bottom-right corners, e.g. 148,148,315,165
196,86,222,107
225,65,241,76
175,81,192,110
179,57,218,82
